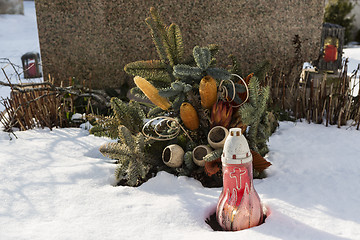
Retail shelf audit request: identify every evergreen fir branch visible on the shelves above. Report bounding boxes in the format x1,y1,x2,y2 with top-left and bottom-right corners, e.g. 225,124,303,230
158,88,180,98
146,8,182,68
204,149,223,162
158,81,192,110
89,116,120,139
208,44,219,57
173,64,203,79
193,46,211,70
239,104,256,125
130,87,145,98
173,45,230,83
117,125,136,149
171,81,184,91
203,67,231,80
233,93,243,105
172,94,186,111
89,124,107,137
100,125,156,187
124,60,172,83
260,85,270,112
134,132,145,153
145,16,168,63
239,76,272,156
99,142,132,160
147,106,164,118
126,161,140,187
167,23,184,65
110,97,145,134
127,159,149,186
183,151,195,170
248,76,260,104
114,159,130,180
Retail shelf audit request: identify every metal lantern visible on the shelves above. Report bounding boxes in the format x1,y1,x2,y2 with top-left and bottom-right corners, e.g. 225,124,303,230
21,52,42,78
316,23,345,72
216,128,264,231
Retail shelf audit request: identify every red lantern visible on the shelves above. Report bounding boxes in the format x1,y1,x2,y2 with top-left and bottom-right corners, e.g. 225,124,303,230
21,52,42,78
324,44,337,62
216,128,264,231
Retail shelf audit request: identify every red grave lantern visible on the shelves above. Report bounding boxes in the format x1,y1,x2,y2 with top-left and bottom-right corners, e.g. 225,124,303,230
324,44,338,62
21,52,42,78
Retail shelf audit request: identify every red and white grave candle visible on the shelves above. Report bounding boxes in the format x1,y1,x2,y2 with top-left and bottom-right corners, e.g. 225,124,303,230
216,128,264,231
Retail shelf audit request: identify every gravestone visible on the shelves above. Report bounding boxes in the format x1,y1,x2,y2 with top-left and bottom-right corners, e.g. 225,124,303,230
35,0,325,89
0,0,23,14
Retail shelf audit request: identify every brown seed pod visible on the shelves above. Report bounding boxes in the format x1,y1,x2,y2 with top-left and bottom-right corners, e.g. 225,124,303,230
134,76,171,110
180,102,199,130
199,75,218,109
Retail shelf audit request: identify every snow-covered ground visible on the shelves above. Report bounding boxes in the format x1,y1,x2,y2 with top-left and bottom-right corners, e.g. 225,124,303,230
1,2,360,240
0,1,41,112
1,122,360,240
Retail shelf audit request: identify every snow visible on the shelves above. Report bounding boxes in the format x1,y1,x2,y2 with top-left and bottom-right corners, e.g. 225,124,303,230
0,1,42,112
1,122,360,240
1,2,360,240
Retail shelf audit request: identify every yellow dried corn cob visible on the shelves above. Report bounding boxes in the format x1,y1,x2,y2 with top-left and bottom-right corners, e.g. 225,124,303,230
199,75,217,109
134,76,171,110
180,102,199,130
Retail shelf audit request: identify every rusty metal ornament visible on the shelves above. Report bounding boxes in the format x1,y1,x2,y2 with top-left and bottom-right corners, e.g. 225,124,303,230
216,128,264,231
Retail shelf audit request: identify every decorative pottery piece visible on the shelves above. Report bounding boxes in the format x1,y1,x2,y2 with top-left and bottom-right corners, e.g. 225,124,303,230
192,145,212,167
162,144,184,168
207,126,229,149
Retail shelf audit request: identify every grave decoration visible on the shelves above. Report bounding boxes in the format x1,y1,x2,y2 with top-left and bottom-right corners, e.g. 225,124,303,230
91,7,273,187
315,22,345,72
216,128,264,230
21,52,42,78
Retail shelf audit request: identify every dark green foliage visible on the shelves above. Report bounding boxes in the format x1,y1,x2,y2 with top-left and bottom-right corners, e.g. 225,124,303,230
89,117,119,139
124,60,172,84
239,77,271,156
147,106,165,118
110,98,145,134
124,7,185,88
100,126,155,187
89,97,145,138
145,8,184,67
204,149,223,162
184,151,195,170
324,0,355,43
173,46,231,83
159,81,193,111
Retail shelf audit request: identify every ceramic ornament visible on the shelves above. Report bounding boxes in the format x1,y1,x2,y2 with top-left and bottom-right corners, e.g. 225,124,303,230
207,126,229,149
162,144,184,168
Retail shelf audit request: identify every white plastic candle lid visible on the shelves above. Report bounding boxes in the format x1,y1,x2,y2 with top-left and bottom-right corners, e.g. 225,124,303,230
221,128,252,164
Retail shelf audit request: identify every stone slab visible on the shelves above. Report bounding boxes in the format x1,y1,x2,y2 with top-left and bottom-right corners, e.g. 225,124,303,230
35,0,325,89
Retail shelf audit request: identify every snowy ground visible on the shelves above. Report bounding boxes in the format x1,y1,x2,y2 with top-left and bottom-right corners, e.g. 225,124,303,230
1,2,360,240
0,1,41,112
1,122,360,240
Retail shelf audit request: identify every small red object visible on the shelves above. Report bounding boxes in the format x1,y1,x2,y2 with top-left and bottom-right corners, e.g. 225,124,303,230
21,52,42,78
324,44,337,62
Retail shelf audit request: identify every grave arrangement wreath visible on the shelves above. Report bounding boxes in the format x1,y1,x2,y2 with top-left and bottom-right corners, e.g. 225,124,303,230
90,7,275,187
